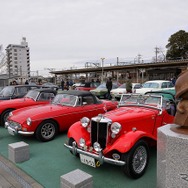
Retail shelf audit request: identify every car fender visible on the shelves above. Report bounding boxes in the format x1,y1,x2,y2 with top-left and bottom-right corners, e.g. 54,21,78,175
105,130,155,154
67,122,90,143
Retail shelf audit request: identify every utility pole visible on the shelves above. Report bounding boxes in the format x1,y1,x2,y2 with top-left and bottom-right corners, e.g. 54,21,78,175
117,57,119,83
137,54,142,63
101,58,105,83
155,46,160,62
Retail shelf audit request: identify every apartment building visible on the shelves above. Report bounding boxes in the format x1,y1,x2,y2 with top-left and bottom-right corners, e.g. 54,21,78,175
6,37,30,84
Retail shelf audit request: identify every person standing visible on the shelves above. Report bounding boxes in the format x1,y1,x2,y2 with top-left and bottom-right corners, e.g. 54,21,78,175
126,76,132,93
61,79,65,90
106,77,112,99
65,79,70,90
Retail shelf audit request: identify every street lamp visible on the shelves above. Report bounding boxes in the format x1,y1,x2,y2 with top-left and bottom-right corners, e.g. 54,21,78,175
101,58,105,83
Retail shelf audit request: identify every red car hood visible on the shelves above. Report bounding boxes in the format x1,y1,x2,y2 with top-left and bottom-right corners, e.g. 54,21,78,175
9,104,74,123
104,106,158,122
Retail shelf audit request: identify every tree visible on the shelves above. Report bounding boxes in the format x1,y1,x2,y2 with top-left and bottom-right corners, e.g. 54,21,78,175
166,30,188,60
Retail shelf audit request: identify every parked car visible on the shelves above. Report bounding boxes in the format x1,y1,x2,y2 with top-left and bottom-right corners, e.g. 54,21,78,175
0,86,4,92
0,85,42,100
6,90,118,142
64,91,176,179
72,82,82,88
135,80,174,94
110,83,142,100
90,83,120,99
0,88,56,126
75,82,100,91
42,82,59,91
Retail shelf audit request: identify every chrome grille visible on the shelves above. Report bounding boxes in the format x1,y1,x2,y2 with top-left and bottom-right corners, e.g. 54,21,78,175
90,116,111,149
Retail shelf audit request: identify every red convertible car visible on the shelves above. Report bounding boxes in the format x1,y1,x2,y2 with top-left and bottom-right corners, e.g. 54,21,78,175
0,88,56,126
64,92,176,179
6,90,118,142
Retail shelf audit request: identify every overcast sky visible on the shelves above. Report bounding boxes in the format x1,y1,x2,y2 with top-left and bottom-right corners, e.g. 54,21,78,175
0,0,188,76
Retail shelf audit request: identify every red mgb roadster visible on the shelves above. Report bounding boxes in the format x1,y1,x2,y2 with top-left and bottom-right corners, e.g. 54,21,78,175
6,90,118,142
0,88,56,126
64,92,176,179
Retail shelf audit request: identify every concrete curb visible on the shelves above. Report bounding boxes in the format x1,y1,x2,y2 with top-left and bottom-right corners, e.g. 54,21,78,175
0,154,43,188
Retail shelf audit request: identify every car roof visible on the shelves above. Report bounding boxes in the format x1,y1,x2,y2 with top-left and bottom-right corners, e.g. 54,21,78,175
59,90,94,97
144,80,170,83
6,84,41,88
31,88,57,94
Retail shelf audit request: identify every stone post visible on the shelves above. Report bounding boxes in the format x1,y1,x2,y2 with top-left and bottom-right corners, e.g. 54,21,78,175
157,124,188,188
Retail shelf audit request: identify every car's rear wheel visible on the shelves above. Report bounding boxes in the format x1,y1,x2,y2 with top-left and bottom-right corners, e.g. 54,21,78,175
122,140,149,179
36,120,58,142
1,109,13,126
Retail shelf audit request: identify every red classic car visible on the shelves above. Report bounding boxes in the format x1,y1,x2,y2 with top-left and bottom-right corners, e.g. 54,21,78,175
64,92,176,179
75,82,100,91
0,85,43,100
0,88,56,126
6,90,118,142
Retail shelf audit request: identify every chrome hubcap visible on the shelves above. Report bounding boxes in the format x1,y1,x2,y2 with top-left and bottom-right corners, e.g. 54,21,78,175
132,146,147,174
41,123,55,139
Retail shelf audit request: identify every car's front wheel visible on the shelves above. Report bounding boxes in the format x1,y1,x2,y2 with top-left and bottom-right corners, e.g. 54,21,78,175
122,140,149,179
35,120,58,142
1,109,13,126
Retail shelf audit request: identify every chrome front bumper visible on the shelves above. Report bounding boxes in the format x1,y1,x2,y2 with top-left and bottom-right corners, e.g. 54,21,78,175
5,122,34,136
64,141,126,166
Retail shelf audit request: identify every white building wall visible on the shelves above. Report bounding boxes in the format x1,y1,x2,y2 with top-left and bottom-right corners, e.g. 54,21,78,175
6,37,30,84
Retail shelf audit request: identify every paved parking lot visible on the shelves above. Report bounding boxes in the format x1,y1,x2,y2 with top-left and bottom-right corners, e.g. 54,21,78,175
0,127,156,188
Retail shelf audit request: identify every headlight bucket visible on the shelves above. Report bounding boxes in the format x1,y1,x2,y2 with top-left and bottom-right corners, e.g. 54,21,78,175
111,122,121,134
80,117,90,128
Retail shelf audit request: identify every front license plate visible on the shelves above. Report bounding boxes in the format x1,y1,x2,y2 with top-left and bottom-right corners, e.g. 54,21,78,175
8,127,15,136
80,154,96,168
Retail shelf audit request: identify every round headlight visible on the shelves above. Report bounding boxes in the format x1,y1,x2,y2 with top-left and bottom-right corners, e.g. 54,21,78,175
93,142,101,152
80,117,90,128
111,122,121,134
79,138,86,147
27,117,32,126
9,112,13,117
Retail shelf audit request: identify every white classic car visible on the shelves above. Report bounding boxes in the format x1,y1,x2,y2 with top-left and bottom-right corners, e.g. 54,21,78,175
110,83,142,100
135,80,174,94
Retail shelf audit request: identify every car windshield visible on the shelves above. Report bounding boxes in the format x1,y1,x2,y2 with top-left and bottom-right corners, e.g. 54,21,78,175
0,86,15,96
52,94,78,106
24,90,40,100
119,94,162,108
142,82,159,88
